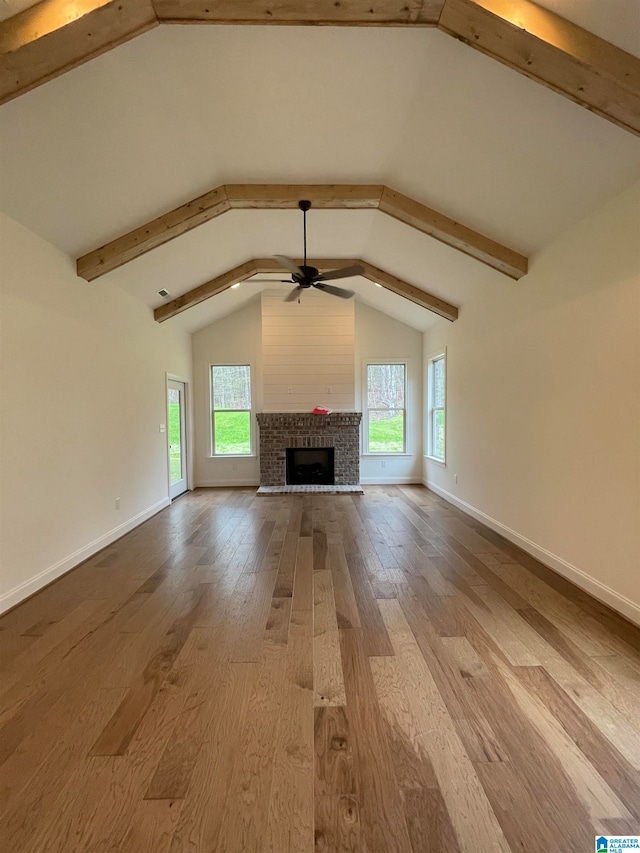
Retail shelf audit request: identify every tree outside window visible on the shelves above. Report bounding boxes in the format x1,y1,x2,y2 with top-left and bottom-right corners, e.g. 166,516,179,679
211,365,252,455
366,363,406,453
427,352,446,462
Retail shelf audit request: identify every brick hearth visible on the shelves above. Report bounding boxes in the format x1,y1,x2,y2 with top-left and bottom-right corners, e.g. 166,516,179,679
256,412,362,487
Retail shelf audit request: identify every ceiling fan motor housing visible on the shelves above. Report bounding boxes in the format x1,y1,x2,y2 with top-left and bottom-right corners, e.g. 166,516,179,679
275,199,360,300
293,264,319,285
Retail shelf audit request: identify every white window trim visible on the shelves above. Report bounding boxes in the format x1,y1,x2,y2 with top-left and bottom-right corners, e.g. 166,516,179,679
210,362,255,457
362,359,410,455
166,372,191,493
425,347,446,464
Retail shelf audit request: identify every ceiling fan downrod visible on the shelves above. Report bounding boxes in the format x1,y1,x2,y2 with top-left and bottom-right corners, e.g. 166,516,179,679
273,200,363,301
300,199,311,274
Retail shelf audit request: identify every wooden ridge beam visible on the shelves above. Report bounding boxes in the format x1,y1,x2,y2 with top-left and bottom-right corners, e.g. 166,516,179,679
152,1,445,26
225,184,383,209
77,183,527,282
254,258,361,273
0,0,158,104
154,256,459,322
438,0,640,137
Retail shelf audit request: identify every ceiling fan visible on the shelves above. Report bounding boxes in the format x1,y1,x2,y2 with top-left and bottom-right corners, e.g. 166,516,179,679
267,200,364,302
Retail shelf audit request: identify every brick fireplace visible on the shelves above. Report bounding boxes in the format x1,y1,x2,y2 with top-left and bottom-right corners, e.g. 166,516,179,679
256,412,362,487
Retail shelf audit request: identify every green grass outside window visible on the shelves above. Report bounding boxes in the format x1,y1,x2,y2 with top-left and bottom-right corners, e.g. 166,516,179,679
214,411,251,455
368,412,405,453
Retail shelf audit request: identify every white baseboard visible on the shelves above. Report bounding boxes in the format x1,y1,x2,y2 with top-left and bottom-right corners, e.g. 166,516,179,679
195,479,259,488
360,477,422,485
0,498,171,615
199,478,422,487
423,480,640,627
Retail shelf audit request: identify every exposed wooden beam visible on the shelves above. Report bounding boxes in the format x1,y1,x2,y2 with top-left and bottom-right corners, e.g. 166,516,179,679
78,185,381,280
0,1,442,104
154,256,459,322
225,184,383,209
438,0,640,137
358,260,458,320
256,257,459,319
152,0,445,25
77,185,231,281
77,183,527,282
254,258,363,273
0,0,158,105
153,259,257,322
1,1,638,138
379,186,527,279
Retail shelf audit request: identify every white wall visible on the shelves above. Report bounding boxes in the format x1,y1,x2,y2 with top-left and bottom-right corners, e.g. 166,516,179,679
423,181,640,624
191,296,423,487
262,289,355,412
192,297,262,487
0,213,192,611
355,302,423,484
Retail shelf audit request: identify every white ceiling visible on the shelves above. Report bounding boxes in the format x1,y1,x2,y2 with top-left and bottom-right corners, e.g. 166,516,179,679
533,0,640,55
0,0,36,23
0,4,639,333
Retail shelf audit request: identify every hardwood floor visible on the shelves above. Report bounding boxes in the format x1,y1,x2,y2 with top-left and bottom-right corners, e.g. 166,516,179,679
0,485,639,852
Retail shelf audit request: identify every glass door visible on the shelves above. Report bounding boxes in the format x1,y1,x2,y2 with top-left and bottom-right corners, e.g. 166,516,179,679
167,379,187,499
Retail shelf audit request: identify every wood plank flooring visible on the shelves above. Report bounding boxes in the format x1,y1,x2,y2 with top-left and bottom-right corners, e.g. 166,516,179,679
0,485,639,852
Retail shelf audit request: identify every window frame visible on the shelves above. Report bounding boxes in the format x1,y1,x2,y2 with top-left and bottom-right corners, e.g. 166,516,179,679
210,363,254,457
426,348,446,464
363,359,409,455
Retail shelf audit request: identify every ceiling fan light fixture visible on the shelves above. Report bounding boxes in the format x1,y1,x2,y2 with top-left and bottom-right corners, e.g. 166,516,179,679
273,201,363,301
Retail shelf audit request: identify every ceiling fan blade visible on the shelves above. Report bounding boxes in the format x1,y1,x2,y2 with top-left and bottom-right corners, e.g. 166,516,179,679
284,286,302,302
274,255,304,277
314,283,354,299
315,264,365,282
249,279,291,283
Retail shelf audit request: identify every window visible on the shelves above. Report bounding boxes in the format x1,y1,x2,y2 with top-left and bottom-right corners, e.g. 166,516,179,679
427,350,446,462
211,365,252,455
365,362,406,453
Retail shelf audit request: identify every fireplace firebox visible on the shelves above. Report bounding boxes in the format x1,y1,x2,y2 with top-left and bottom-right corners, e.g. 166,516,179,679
286,448,335,485
256,412,361,487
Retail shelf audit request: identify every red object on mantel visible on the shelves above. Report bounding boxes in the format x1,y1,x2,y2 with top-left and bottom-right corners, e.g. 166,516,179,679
312,406,332,415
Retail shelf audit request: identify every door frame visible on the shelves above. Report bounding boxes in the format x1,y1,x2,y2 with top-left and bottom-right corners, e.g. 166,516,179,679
166,373,191,499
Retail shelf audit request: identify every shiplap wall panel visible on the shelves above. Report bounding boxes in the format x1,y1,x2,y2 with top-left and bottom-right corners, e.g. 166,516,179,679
264,315,354,326
263,345,354,357
264,395,354,410
263,354,353,367
263,335,354,347
264,384,354,395
261,302,350,316
261,290,355,412
262,364,353,376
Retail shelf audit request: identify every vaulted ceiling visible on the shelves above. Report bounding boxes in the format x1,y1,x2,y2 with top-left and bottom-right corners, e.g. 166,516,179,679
0,0,638,332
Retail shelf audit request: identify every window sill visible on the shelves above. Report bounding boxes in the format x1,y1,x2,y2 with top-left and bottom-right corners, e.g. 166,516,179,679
361,453,413,458
424,455,446,467
208,454,257,459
